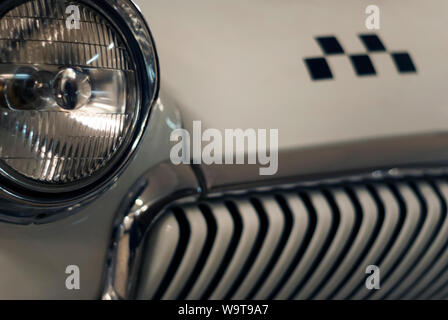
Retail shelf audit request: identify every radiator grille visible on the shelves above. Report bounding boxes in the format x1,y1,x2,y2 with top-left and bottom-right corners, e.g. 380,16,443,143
137,178,448,300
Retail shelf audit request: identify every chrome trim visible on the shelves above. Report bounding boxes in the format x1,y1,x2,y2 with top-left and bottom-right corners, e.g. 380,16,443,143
135,168,448,300
200,133,448,193
102,162,202,300
101,157,448,300
0,0,159,224
206,167,448,198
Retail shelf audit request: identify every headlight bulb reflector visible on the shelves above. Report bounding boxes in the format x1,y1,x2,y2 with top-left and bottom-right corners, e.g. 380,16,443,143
0,0,140,191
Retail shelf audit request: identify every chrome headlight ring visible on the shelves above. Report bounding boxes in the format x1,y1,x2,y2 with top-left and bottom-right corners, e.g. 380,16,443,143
0,0,159,224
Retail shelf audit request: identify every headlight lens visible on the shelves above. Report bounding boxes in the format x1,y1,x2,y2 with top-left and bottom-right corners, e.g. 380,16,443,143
0,0,141,190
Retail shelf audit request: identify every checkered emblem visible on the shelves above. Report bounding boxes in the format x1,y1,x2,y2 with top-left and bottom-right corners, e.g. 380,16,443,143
304,34,417,80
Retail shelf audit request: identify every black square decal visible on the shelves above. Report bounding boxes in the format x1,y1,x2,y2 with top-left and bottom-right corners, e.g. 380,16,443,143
316,36,345,55
391,52,417,73
359,34,386,52
350,55,376,76
304,58,333,80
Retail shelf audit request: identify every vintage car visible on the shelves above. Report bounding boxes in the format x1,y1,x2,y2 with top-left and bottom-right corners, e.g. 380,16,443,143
0,0,447,300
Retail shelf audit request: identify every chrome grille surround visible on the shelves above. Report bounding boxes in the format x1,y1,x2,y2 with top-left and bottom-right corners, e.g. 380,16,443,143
136,171,448,300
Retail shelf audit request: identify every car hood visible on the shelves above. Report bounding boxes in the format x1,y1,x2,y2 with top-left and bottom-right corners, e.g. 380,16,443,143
136,0,448,189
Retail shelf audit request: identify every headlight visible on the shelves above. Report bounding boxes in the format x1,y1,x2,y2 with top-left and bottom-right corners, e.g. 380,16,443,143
0,0,158,222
